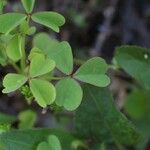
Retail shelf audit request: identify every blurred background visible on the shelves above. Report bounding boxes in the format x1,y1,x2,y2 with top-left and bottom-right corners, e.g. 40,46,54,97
0,0,150,149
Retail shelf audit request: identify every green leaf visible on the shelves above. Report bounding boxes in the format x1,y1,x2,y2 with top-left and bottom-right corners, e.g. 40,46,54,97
55,78,83,111
0,129,75,150
0,113,16,124
30,79,56,107
33,33,73,74
2,73,27,93
21,0,35,13
31,11,65,32
75,86,112,143
37,142,49,150
48,135,62,150
115,45,150,89
48,41,73,75
33,33,58,54
75,85,142,145
0,13,27,34
6,35,22,62
37,135,61,150
125,90,150,119
30,53,55,78
18,110,37,129
74,57,110,87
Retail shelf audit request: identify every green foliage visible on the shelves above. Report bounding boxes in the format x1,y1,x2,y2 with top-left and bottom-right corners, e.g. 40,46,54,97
29,79,56,107
125,90,150,119
0,0,149,149
20,20,36,35
31,11,65,32
0,113,16,124
0,124,10,134
33,33,73,75
29,52,55,78
75,85,142,145
0,13,26,34
37,135,62,150
6,35,22,62
2,74,27,93
55,78,83,111
18,110,37,129
115,46,150,89
0,129,75,150
74,57,110,87
21,0,35,13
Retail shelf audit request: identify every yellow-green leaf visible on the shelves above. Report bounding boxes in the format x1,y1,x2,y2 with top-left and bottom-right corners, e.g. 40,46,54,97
74,57,110,87
30,79,56,107
0,13,27,34
30,53,55,78
6,35,22,62
2,73,27,93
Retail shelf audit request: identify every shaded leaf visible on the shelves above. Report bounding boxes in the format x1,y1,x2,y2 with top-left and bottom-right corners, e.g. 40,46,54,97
0,13,27,34
74,57,110,87
31,11,65,32
125,90,150,119
18,110,37,129
48,135,62,150
0,113,16,124
115,45,150,89
75,85,142,145
56,78,83,111
0,129,75,150
30,79,56,107
37,142,49,150
2,73,27,93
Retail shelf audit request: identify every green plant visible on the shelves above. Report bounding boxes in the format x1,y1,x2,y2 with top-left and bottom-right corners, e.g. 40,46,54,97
0,0,150,150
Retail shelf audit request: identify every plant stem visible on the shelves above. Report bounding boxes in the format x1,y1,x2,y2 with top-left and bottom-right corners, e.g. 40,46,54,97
20,35,26,72
74,58,85,65
8,60,21,73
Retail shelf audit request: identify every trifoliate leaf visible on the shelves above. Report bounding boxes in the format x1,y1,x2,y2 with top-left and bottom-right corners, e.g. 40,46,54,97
55,78,83,111
74,57,110,87
2,73,27,93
